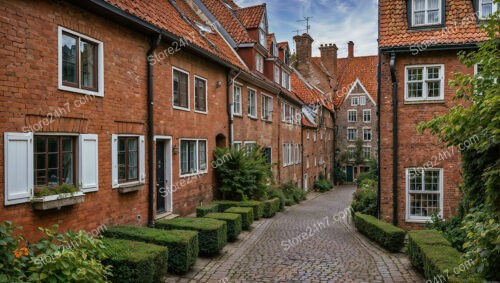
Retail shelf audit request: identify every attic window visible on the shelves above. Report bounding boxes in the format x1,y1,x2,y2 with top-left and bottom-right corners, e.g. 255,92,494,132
195,22,213,34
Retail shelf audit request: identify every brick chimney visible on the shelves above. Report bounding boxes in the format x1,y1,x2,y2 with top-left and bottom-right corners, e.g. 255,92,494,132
348,41,354,58
319,43,338,77
293,33,314,65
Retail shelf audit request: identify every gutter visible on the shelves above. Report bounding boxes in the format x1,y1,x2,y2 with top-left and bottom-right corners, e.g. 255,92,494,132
147,33,162,227
389,52,398,226
380,43,479,54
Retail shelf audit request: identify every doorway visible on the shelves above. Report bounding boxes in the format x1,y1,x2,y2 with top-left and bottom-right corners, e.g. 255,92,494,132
156,138,172,215
346,166,354,183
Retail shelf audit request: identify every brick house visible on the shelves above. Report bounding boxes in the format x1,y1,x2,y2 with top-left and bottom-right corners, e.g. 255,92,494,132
334,43,378,182
378,0,489,229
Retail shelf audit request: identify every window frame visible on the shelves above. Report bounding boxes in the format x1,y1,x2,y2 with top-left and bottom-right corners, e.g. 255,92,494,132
247,88,257,118
363,128,372,141
58,26,104,97
117,136,140,183
351,97,359,106
362,146,371,160
404,64,445,102
34,135,77,188
359,96,366,106
255,53,264,73
172,67,191,111
347,128,357,141
261,94,273,121
478,0,498,19
347,109,357,123
363,109,372,123
179,139,208,178
347,146,355,161
274,65,280,84
194,75,208,114
281,71,291,90
233,84,243,116
406,168,444,222
409,0,444,28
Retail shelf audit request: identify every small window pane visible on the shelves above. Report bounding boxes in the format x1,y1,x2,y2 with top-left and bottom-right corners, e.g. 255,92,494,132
195,78,207,112
428,0,439,9
62,34,77,84
173,70,189,108
414,0,425,10
427,81,441,97
81,40,97,89
414,12,425,25
408,68,423,81
408,82,423,98
427,10,439,23
198,141,207,171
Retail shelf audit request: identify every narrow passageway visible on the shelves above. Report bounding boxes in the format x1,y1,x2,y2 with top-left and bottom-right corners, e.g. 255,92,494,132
167,186,424,283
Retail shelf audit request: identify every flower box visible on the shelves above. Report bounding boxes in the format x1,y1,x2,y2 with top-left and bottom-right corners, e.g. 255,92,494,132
31,191,85,210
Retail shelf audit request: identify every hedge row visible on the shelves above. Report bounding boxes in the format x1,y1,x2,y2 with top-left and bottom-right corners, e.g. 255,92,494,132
156,217,227,256
262,198,280,218
353,213,406,252
102,238,168,283
103,226,198,275
204,212,242,241
407,230,482,283
225,207,254,230
196,203,219,217
213,200,264,220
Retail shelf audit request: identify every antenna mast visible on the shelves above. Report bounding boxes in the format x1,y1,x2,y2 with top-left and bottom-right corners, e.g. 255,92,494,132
296,16,313,34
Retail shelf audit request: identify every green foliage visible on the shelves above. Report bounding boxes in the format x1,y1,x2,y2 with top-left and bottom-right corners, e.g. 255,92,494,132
0,221,29,282
237,201,264,219
212,200,239,213
204,213,242,242
224,207,254,230
279,181,306,203
333,161,347,184
351,181,378,216
102,238,167,283
34,183,80,197
268,189,286,211
425,214,466,251
461,206,500,280
102,226,198,275
284,198,296,206
214,146,273,201
313,179,333,192
353,213,406,252
196,204,220,217
155,218,227,256
262,198,280,218
357,159,379,185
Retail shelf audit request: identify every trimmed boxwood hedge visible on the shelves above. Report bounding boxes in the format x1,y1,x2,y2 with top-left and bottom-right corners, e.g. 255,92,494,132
262,198,280,218
407,230,482,283
102,238,168,283
103,226,198,275
237,201,264,220
155,217,227,256
213,200,239,212
353,213,406,252
204,213,242,242
225,207,254,230
196,203,220,217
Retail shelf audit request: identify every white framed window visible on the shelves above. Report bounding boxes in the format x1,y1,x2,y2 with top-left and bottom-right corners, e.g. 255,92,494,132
347,146,355,161
194,76,208,114
359,96,366,105
247,88,257,118
233,85,242,116
256,54,264,73
411,0,442,26
282,143,294,167
262,94,273,121
307,131,310,140
406,168,443,222
180,139,208,177
351,97,359,106
405,65,444,101
363,128,372,141
274,65,280,84
363,146,371,160
306,158,310,169
347,128,357,141
282,71,290,90
478,0,498,19
173,67,190,111
314,157,317,167
233,141,242,151
112,134,145,188
313,132,317,142
58,27,104,97
363,109,371,123
244,141,257,155
347,110,357,122
259,29,266,47
295,144,301,164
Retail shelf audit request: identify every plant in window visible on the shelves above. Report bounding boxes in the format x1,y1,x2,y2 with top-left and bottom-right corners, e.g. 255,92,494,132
34,183,80,197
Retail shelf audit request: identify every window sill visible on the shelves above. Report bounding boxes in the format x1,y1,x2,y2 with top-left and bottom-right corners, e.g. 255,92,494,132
173,106,191,112
405,217,432,223
194,110,208,115
408,24,445,31
59,85,103,97
118,183,145,194
116,181,145,189
248,115,258,120
180,171,207,179
403,99,445,105
31,191,85,210
233,114,243,118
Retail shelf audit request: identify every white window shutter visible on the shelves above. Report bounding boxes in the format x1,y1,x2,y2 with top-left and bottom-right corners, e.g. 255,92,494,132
4,132,33,205
139,136,146,183
79,134,99,192
111,135,119,188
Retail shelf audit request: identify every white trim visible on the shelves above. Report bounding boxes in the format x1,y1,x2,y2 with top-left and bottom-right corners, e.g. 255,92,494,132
154,136,173,213
79,134,99,192
404,64,445,102
112,134,145,188
347,109,357,123
405,168,444,223
247,87,258,118
363,109,372,123
194,75,208,114
4,132,34,205
343,79,376,105
261,93,273,121
154,135,173,141
411,0,442,27
362,127,372,141
347,127,357,141
172,66,191,111
179,138,208,178
478,0,498,19
58,26,104,97
233,84,243,116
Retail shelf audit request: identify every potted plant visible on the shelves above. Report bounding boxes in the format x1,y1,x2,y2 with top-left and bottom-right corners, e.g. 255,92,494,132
31,183,84,210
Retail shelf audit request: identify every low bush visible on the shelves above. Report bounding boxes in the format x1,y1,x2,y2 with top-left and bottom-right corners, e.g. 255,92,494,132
204,213,242,242
425,214,466,251
262,198,280,218
212,200,239,213
155,218,227,256
351,184,377,216
407,230,482,282
314,179,333,192
196,203,220,217
103,226,198,275
224,207,254,230
280,181,306,204
237,200,264,219
353,213,406,252
284,198,296,206
102,238,168,283
268,189,286,211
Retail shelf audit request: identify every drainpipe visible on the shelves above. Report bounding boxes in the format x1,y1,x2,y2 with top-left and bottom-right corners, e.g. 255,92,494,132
227,69,242,145
301,118,304,189
277,93,282,184
377,53,382,219
389,52,398,226
147,33,162,227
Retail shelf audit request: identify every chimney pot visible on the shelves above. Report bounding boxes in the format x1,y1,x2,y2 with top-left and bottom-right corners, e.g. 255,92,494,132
348,41,354,58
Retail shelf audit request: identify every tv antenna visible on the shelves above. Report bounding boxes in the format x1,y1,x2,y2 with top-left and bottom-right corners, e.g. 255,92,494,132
292,29,304,35
297,16,313,34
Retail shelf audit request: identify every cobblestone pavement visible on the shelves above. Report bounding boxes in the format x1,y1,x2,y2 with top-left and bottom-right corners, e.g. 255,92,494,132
165,186,424,283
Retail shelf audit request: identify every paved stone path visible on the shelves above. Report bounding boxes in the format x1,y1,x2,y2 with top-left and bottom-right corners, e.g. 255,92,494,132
165,186,424,283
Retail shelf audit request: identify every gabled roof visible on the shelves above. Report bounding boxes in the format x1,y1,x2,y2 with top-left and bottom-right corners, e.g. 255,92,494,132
104,0,247,70
235,4,266,29
291,69,334,113
379,0,488,48
334,55,377,107
277,42,289,51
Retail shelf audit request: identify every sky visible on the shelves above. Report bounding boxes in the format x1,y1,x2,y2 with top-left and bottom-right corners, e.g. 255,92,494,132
234,0,378,58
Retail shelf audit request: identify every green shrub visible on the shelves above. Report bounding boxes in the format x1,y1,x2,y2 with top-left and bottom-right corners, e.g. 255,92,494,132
353,213,406,252
196,204,220,217
425,214,466,251
314,179,333,192
268,189,286,211
102,226,198,275
280,181,306,204
102,238,167,283
333,161,346,184
237,200,264,219
212,200,239,212
0,221,30,282
204,213,242,242
224,207,254,230
407,230,482,282
262,198,280,218
155,218,226,256
351,185,377,216
284,198,296,206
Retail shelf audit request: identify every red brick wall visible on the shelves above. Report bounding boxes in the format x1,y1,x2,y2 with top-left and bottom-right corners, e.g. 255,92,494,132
379,50,471,229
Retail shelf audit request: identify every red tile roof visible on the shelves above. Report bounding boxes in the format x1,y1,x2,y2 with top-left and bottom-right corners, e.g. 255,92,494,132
334,55,378,107
235,4,266,29
302,116,316,128
291,69,334,112
104,0,247,70
379,0,488,48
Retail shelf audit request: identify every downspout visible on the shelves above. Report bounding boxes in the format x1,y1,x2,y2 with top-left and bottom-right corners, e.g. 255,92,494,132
147,33,162,227
377,54,382,218
227,69,242,145
331,111,335,183
389,52,398,226
277,93,282,184
301,118,304,189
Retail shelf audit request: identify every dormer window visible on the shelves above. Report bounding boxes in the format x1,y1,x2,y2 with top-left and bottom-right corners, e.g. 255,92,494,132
259,29,266,47
478,0,498,19
410,0,443,27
